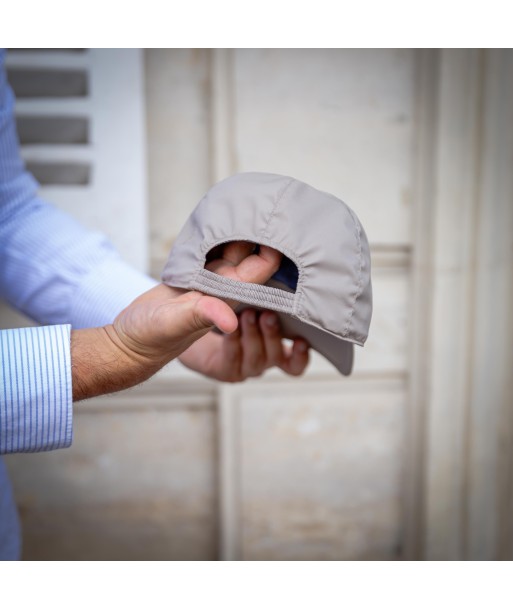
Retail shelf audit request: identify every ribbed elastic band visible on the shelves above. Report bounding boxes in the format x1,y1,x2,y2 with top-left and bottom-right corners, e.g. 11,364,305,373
191,269,295,314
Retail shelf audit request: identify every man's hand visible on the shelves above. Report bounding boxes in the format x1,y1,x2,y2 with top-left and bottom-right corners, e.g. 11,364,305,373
111,242,283,367
180,241,309,381
179,309,309,382
205,241,282,284
72,242,309,400
71,284,236,400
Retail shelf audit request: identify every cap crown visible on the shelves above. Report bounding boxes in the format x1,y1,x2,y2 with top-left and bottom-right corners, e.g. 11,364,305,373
162,172,372,345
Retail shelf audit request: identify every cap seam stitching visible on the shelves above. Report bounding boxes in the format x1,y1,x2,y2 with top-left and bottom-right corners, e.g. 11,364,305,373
260,177,295,240
294,285,303,318
259,177,308,308
342,209,363,337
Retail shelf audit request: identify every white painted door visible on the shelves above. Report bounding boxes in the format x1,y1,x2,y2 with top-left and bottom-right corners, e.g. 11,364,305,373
4,49,512,560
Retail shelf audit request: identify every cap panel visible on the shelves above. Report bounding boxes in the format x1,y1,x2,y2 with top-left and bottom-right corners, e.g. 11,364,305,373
263,179,369,343
343,216,372,344
200,172,291,248
161,209,204,289
162,172,291,288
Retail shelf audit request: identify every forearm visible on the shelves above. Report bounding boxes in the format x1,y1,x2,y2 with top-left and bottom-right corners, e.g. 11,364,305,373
70,326,161,401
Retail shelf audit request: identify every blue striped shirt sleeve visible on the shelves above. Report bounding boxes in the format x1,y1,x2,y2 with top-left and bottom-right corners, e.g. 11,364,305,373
0,324,72,454
0,48,158,456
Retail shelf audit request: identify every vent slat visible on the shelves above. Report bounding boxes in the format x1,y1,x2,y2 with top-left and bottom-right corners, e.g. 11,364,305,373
17,116,89,145
26,162,91,186
6,50,97,190
5,51,89,70
8,49,86,53
7,68,88,98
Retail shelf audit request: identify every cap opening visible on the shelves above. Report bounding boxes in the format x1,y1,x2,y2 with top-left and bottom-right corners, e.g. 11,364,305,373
204,241,299,292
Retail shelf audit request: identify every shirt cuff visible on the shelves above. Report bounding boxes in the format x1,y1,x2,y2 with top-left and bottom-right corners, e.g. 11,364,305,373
69,255,158,329
0,325,72,454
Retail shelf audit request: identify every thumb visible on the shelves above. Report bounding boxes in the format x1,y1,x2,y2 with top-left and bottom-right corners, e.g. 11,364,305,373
111,286,240,365
177,291,239,336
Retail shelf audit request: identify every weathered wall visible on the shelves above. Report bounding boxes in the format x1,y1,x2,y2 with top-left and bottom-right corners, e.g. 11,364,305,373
3,49,512,560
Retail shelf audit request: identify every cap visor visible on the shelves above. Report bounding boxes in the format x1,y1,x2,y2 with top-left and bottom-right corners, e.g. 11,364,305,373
276,313,354,375
230,304,354,375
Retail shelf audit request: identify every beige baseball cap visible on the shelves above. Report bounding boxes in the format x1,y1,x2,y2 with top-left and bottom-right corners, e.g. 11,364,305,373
162,172,372,375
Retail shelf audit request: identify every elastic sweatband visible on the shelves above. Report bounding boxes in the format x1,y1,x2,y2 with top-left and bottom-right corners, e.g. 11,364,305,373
191,269,295,314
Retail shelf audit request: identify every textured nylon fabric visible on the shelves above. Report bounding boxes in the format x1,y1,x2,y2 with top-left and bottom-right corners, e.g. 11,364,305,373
162,172,372,374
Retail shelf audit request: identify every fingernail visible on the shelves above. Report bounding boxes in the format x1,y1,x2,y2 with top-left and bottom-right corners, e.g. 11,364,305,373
247,311,256,325
266,314,278,327
298,342,308,353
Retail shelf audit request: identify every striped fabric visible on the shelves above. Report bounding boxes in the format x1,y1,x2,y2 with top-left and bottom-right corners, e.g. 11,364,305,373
0,49,157,559
1,325,72,453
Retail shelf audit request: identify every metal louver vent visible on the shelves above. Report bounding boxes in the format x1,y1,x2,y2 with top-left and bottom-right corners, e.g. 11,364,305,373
6,49,91,186
3,48,148,272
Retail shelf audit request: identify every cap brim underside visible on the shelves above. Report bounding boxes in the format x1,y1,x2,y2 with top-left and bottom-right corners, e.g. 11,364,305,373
234,304,354,375
276,313,354,375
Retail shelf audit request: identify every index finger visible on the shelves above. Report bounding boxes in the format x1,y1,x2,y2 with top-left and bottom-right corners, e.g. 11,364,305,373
206,242,282,285
231,244,282,284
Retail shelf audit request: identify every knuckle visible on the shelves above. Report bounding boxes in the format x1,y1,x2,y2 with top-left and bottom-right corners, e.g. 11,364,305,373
242,311,257,329
191,307,207,333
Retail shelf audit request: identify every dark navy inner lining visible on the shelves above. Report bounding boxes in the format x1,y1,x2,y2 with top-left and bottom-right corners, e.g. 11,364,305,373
271,253,299,291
